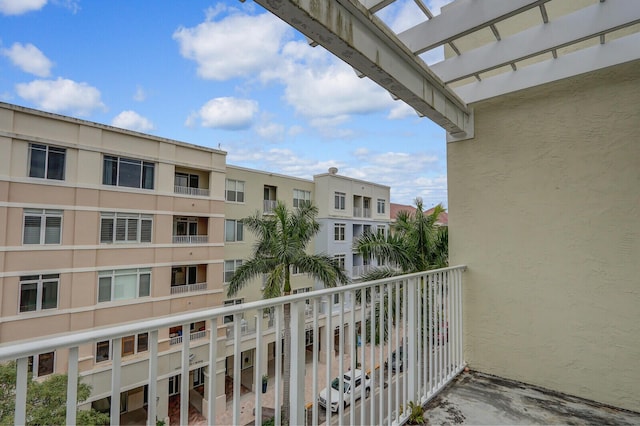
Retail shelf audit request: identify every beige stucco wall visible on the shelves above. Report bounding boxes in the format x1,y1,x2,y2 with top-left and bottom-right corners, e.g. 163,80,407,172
448,61,640,411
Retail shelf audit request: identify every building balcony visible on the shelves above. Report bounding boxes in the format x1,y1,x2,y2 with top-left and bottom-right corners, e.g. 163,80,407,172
174,185,210,197
0,266,466,426
170,282,207,295
172,235,208,244
263,199,277,214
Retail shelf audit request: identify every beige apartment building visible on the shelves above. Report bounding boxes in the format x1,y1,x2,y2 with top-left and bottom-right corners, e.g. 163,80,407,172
0,102,228,420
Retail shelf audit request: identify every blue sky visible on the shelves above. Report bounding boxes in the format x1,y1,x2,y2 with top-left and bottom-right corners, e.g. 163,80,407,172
0,0,452,207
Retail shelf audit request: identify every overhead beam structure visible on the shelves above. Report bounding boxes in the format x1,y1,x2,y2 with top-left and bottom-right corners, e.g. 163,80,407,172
253,0,473,138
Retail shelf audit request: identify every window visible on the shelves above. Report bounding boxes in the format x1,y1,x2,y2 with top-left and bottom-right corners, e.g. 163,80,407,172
171,266,197,286
226,179,245,202
122,333,148,357
23,209,62,245
334,223,346,241
334,192,346,210
174,217,198,236
168,375,180,396
100,213,152,243
28,352,55,377
225,219,244,242
377,199,386,214
174,172,199,188
293,287,311,304
334,254,346,270
29,144,65,180
224,260,242,283
96,340,110,363
193,367,205,387
224,298,243,323
377,226,386,238
98,269,151,303
291,265,302,275
103,155,154,189
19,274,59,313
293,189,311,208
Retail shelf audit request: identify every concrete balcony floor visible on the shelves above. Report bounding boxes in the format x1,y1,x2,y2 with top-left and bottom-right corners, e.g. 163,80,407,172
424,371,640,425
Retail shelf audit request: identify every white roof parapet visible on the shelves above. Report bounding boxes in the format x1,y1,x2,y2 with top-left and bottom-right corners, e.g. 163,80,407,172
254,0,473,139
431,0,640,84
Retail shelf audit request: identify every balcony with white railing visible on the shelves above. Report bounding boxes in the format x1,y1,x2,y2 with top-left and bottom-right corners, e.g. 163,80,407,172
0,266,465,426
263,199,277,214
174,185,210,197
170,282,207,295
172,235,208,244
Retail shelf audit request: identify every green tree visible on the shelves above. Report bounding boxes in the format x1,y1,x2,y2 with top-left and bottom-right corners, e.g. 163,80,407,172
355,198,448,343
227,201,349,425
0,361,110,425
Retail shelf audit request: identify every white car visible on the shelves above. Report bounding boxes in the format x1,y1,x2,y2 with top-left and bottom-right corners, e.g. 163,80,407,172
318,369,371,413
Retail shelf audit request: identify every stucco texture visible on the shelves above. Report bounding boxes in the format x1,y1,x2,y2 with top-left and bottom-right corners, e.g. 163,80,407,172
448,60,640,411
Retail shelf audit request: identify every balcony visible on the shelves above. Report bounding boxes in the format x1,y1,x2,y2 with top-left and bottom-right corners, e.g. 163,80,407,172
170,282,207,295
172,235,208,244
174,185,210,197
263,199,277,214
0,267,466,426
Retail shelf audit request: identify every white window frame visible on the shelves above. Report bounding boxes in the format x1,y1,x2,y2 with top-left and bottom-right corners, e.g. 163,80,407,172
174,216,199,236
28,143,66,180
334,254,346,270
291,265,303,275
224,298,243,323
225,179,245,203
377,199,386,214
174,172,199,189
98,268,151,303
19,274,59,313
334,223,346,241
225,219,244,242
377,226,386,238
28,351,55,377
293,189,311,208
169,375,181,396
334,192,346,210
171,265,198,286
193,367,205,387
224,260,243,283
22,209,63,245
121,333,149,357
100,212,152,244
103,155,155,190
95,340,111,363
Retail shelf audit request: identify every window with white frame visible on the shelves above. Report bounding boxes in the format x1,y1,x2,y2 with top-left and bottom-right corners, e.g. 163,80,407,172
19,274,59,313
28,351,55,377
291,265,302,275
95,340,110,363
225,219,244,242
174,217,198,236
334,223,346,241
334,254,346,270
171,266,197,286
377,199,386,214
29,144,65,180
334,192,346,210
224,260,243,283
121,333,148,357
293,287,311,304
224,298,243,323
293,189,311,208
377,226,386,238
193,367,205,387
23,209,62,245
103,155,154,189
174,172,199,189
169,375,181,396
100,213,152,243
225,179,245,202
98,268,151,303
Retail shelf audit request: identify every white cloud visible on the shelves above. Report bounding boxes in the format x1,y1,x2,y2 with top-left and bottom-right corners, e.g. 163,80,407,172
1,43,53,77
15,78,105,116
256,122,285,142
173,10,290,80
112,110,154,133
388,102,418,120
133,85,146,102
194,97,258,130
288,125,304,137
0,0,46,15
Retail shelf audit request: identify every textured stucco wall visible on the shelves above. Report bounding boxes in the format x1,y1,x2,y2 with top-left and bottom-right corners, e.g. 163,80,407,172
448,61,640,411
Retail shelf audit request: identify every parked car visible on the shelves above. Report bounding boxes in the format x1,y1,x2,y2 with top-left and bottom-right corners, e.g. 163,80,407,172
318,369,371,413
385,347,404,372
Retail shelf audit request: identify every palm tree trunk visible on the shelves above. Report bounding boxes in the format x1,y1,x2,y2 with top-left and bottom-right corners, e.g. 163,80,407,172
282,300,291,425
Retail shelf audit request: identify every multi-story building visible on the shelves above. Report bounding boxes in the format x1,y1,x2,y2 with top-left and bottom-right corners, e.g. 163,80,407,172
0,102,228,421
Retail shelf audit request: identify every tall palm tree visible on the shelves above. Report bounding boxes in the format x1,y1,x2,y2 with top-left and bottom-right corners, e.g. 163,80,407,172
227,201,349,425
355,198,448,343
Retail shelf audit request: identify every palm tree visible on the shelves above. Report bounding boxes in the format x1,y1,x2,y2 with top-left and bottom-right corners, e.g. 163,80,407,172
355,198,448,343
227,201,349,425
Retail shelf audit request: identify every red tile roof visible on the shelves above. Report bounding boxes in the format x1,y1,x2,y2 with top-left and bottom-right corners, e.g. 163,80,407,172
390,203,448,226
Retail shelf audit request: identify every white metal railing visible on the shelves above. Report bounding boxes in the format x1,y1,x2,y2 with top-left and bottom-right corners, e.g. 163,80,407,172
174,185,210,197
0,266,465,426
352,264,375,277
354,207,362,217
170,282,207,295
170,330,208,346
263,199,277,214
172,235,208,244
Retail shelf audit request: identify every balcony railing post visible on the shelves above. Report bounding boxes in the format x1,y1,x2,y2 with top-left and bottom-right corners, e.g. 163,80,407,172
289,300,306,425
407,277,418,403
111,338,122,426
66,346,79,426
207,317,217,424
147,331,158,426
15,357,28,426
180,323,190,426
